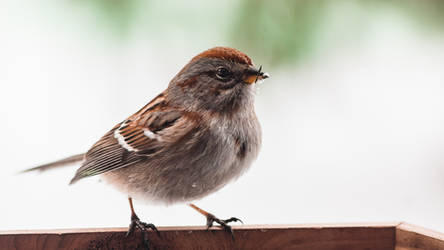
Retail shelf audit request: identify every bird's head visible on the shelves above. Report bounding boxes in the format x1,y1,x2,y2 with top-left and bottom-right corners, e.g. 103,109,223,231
167,47,269,113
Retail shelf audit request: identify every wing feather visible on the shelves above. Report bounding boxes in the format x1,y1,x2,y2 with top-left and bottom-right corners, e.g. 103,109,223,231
70,96,199,184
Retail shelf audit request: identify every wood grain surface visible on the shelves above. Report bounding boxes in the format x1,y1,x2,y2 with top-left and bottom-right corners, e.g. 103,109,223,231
4,222,444,250
0,223,397,250
395,223,444,250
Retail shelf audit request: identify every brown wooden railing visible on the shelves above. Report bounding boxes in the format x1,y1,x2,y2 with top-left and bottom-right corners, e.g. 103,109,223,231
1,222,443,249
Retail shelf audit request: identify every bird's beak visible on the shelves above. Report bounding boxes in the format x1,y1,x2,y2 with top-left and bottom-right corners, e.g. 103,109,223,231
242,65,270,84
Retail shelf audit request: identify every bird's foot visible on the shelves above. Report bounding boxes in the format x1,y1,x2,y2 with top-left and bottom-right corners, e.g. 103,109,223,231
206,213,243,239
126,213,159,249
189,203,242,240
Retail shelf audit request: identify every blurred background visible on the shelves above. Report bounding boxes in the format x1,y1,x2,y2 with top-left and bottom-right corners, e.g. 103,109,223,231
2,0,444,232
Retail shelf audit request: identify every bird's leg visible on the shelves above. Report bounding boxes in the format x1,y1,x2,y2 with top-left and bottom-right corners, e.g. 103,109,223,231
126,197,159,249
189,203,242,239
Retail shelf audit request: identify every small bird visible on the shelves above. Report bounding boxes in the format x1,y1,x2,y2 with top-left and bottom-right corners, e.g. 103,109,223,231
24,47,269,246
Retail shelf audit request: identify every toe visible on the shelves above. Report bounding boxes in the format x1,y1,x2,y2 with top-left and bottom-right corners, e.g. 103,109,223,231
223,217,243,224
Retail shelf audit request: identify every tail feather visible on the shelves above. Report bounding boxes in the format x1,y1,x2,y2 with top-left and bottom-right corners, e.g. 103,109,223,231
21,153,85,173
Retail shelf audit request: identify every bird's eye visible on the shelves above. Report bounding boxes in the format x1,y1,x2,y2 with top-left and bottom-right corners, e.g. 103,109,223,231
216,67,231,80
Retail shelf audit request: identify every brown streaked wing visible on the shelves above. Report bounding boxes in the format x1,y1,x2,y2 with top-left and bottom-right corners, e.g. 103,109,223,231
69,108,199,184
69,125,143,184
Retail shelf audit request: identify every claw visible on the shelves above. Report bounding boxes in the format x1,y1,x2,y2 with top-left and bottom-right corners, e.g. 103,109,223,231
126,214,159,249
223,217,243,224
125,221,135,237
189,203,242,240
140,222,161,238
126,197,159,249
205,213,239,240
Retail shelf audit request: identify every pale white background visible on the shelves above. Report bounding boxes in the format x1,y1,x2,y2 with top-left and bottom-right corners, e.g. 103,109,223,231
2,1,444,233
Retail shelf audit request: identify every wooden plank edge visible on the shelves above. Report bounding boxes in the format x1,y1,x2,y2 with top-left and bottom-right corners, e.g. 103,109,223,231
0,222,401,235
0,223,398,250
396,222,444,250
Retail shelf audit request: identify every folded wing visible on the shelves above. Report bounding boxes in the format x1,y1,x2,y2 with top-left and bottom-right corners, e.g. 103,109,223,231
70,99,198,184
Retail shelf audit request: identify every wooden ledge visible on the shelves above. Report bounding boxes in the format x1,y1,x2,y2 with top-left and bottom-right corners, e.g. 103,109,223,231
0,222,443,249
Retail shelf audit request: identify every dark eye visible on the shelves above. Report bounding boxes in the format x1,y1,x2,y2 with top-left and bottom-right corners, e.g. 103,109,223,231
216,67,231,80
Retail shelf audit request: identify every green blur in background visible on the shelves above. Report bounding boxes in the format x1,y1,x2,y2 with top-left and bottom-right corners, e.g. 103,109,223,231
62,0,444,66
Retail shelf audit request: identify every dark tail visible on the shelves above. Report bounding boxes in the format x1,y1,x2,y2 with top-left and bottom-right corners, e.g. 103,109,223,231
21,153,85,173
